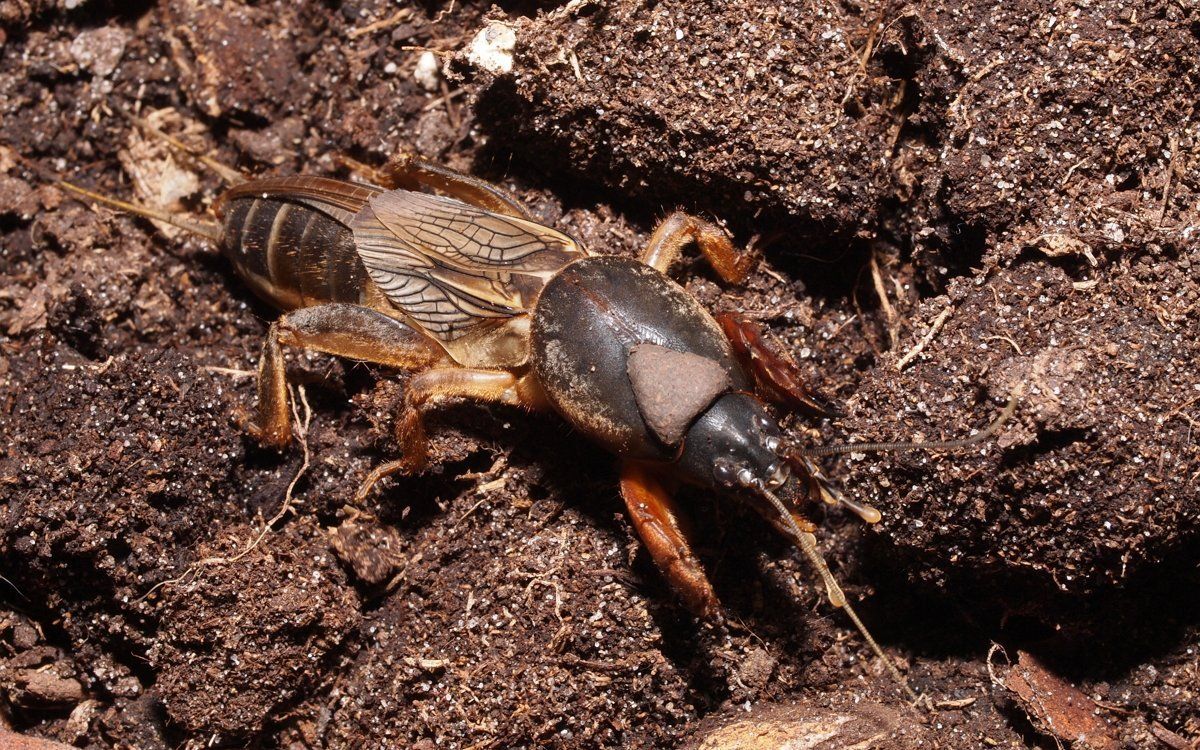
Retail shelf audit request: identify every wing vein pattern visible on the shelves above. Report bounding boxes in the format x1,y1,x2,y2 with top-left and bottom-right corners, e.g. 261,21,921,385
352,189,584,341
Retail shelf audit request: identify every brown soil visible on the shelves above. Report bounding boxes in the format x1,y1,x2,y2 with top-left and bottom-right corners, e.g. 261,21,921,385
1,0,1197,748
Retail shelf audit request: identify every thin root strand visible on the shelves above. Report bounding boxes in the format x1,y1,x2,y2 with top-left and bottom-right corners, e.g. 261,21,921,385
139,386,312,601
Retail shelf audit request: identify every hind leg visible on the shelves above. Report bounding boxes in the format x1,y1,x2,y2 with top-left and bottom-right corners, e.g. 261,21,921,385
245,304,450,447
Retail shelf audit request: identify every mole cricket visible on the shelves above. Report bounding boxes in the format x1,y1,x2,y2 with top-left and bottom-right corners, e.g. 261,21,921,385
61,121,1016,700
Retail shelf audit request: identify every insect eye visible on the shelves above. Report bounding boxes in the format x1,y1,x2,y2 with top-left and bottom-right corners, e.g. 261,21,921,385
753,413,782,439
713,458,738,487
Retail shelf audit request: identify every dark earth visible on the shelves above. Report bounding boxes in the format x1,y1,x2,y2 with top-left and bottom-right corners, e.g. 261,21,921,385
1,0,1198,748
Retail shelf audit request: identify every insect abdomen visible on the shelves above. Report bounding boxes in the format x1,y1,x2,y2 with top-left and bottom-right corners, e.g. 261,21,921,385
220,196,369,311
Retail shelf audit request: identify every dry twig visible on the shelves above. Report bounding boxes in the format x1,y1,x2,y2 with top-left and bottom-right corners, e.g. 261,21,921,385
1158,133,1180,227
869,249,899,349
347,8,414,39
896,306,953,370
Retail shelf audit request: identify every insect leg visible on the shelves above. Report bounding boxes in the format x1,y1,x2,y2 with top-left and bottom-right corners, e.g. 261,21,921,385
341,152,532,219
639,212,755,284
619,461,720,618
715,311,842,418
356,368,547,500
244,304,450,448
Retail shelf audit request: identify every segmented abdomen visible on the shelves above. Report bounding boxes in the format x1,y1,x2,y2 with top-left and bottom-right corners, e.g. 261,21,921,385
220,196,370,311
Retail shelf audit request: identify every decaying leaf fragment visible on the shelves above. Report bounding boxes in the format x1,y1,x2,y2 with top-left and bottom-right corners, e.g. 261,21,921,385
996,649,1118,750
116,109,203,239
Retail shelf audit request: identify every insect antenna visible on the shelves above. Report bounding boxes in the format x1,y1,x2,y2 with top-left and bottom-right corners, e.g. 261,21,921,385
757,486,919,702
799,388,1021,458
57,180,223,243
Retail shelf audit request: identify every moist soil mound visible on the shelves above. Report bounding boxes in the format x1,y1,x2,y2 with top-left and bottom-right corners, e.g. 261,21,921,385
1,1,1197,748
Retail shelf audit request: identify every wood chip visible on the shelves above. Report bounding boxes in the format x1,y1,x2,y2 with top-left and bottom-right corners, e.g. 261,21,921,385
0,730,80,750
1149,721,1193,750
14,669,85,706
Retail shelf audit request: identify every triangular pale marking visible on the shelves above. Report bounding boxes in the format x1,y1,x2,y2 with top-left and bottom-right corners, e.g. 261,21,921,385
627,343,731,445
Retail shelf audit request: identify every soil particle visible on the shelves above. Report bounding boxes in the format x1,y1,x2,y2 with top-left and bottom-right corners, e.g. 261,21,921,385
469,1,902,243
0,2,55,29
0,176,36,219
327,516,405,587
732,647,776,696
1,0,1198,748
469,0,1198,287
166,1,308,120
1,344,251,653
888,1,1199,273
150,521,360,741
318,491,707,748
66,25,129,78
413,50,442,93
843,253,1200,600
0,637,87,712
230,116,306,167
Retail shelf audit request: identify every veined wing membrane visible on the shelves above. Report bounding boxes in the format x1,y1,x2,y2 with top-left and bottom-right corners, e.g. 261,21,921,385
352,189,584,341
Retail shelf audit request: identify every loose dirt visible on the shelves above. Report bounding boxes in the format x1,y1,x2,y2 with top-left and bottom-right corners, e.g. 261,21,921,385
1,1,1197,748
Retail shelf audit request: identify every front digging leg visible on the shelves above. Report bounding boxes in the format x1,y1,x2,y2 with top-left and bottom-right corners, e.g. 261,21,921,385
619,461,720,619
639,212,756,284
715,311,842,419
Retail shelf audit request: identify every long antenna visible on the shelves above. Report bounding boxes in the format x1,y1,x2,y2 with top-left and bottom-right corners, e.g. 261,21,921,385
801,389,1020,458
758,487,919,702
58,180,223,243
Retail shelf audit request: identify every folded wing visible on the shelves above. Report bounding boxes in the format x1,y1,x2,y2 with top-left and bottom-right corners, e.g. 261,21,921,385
215,175,384,226
352,189,584,341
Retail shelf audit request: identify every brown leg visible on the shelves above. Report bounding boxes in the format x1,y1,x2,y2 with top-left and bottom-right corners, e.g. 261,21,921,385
334,154,395,190
640,212,755,284
338,152,531,219
245,303,450,448
356,368,546,500
715,312,842,418
619,461,720,618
